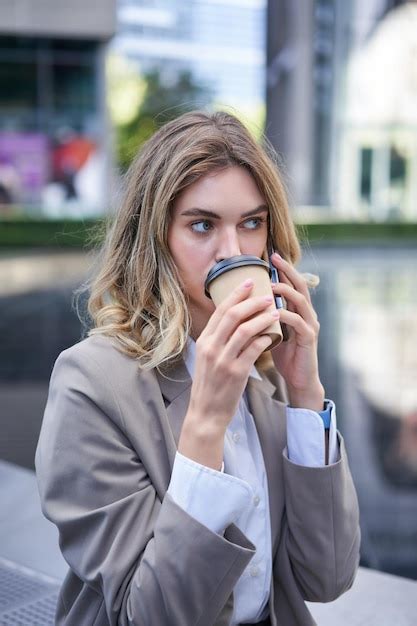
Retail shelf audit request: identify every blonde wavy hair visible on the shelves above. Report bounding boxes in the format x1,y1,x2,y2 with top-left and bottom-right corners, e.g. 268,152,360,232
79,110,307,373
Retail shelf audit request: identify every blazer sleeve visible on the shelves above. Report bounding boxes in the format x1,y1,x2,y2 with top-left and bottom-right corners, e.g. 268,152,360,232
35,347,256,626
275,436,361,605
264,362,361,604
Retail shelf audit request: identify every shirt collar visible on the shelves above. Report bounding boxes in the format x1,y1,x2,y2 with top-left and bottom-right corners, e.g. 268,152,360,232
184,335,263,381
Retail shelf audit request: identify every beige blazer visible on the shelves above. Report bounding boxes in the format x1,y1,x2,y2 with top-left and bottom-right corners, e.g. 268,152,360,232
35,334,361,626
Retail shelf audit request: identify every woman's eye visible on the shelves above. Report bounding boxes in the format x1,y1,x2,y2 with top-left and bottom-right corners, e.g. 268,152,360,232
191,217,264,235
190,220,212,234
245,217,262,230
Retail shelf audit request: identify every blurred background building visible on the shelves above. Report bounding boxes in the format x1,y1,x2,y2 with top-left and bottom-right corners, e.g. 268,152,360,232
0,0,116,217
266,0,417,220
114,0,266,115
1,0,416,221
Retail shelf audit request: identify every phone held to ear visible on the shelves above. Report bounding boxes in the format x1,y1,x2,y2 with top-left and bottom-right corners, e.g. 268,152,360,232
267,235,290,342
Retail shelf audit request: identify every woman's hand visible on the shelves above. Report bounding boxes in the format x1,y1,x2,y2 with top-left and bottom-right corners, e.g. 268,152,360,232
269,253,325,411
187,279,279,432
179,278,278,469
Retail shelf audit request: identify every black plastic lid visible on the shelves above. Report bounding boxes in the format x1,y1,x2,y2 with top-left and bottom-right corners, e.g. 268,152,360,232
204,255,270,298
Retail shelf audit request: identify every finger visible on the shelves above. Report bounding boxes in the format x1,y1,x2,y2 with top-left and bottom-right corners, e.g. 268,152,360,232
271,253,313,306
213,293,276,347
271,282,319,327
225,307,280,360
239,333,274,365
278,308,318,347
203,278,255,336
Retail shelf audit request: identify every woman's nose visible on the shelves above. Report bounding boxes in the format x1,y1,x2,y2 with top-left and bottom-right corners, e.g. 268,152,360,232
215,229,242,262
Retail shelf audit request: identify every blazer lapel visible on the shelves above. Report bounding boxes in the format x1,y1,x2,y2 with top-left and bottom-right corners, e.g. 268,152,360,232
155,355,286,626
155,355,286,549
154,356,193,452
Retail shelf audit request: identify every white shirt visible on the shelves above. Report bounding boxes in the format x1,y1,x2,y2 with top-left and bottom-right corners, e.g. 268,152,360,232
167,337,339,624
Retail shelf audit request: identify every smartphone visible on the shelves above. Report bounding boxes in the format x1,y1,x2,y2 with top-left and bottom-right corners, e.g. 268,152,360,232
267,234,290,341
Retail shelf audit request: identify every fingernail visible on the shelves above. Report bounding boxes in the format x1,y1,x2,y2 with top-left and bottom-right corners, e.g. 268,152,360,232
243,279,254,288
273,252,282,259
271,309,280,317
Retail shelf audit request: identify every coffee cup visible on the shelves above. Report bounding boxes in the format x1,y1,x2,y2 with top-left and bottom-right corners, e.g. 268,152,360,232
204,254,283,350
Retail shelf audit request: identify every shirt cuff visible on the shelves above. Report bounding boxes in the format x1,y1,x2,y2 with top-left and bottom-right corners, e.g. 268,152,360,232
167,451,253,534
286,399,340,467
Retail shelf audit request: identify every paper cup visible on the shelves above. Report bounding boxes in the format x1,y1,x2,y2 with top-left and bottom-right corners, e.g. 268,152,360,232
204,255,283,350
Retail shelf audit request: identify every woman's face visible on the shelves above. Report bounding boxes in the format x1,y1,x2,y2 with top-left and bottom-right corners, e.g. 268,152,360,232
168,165,269,338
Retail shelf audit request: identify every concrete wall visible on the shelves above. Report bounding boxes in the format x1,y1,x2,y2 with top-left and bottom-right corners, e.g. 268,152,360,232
0,0,116,40
265,0,315,206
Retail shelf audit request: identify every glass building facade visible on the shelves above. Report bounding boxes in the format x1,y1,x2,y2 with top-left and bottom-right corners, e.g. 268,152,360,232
0,2,116,217
114,0,266,113
266,0,416,217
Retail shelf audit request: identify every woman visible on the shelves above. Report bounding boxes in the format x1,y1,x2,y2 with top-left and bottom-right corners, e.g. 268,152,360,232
35,110,361,626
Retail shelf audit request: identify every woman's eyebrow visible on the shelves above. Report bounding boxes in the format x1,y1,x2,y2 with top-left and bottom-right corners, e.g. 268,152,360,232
180,205,269,219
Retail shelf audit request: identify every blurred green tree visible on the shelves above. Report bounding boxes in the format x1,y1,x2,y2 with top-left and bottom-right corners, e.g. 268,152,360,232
112,64,213,171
